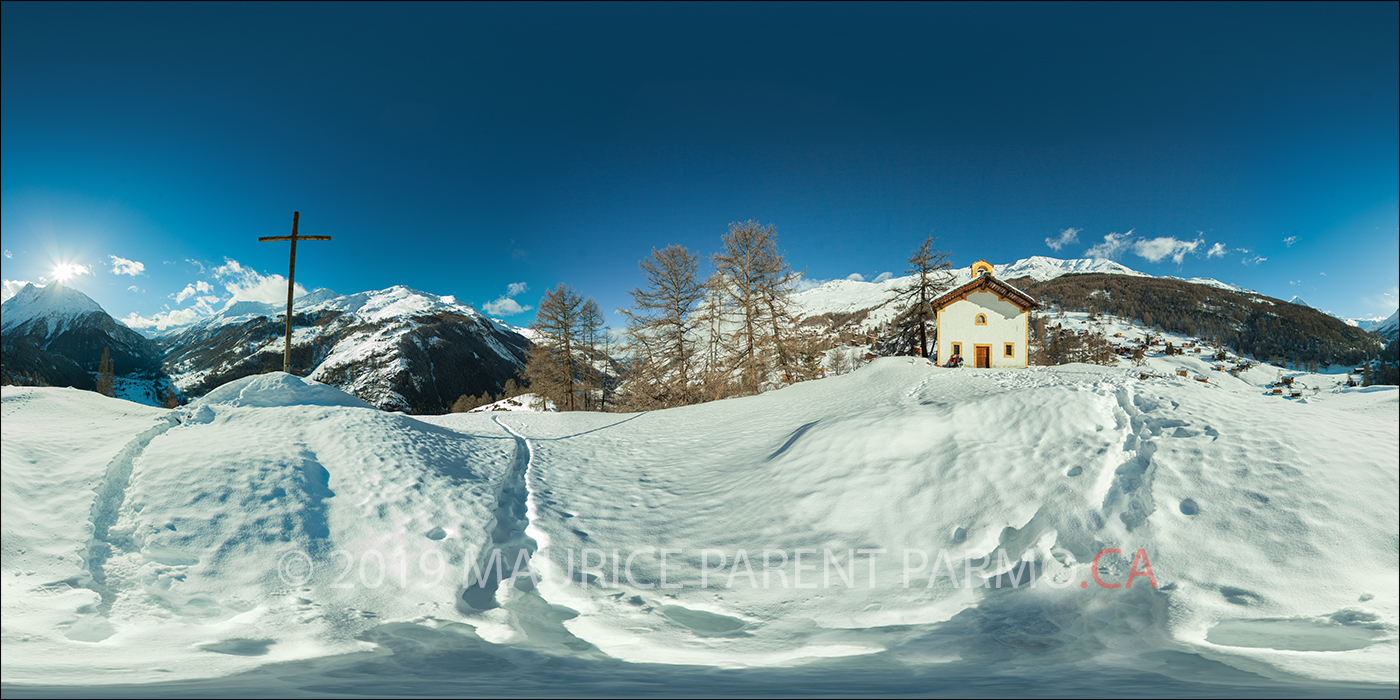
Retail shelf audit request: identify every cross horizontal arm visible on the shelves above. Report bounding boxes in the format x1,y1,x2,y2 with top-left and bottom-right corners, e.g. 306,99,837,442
258,235,333,241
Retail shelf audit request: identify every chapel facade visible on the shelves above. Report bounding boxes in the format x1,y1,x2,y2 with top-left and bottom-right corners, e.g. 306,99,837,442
932,260,1039,368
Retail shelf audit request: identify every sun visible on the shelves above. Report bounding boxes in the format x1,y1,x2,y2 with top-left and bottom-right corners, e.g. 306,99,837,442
51,262,85,283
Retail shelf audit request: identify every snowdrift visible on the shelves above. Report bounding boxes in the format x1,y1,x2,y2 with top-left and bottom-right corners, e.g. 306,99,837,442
430,359,1399,681
3,363,1396,689
2,374,516,684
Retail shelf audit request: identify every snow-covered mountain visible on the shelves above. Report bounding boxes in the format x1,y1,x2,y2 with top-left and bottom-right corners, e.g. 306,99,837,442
795,256,1382,366
793,255,1292,325
1288,295,1311,307
0,281,105,335
795,256,1147,327
1364,309,1399,341
159,285,531,413
1,283,169,398
994,255,1147,281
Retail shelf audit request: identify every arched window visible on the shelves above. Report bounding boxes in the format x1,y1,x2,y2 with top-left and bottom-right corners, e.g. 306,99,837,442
975,313,987,326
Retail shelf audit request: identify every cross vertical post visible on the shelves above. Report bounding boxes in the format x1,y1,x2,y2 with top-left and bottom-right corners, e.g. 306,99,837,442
259,211,331,374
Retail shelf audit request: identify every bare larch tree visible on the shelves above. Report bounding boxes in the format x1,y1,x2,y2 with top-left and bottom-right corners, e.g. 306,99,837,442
578,297,608,410
890,235,953,358
524,283,584,411
711,221,796,395
621,245,705,409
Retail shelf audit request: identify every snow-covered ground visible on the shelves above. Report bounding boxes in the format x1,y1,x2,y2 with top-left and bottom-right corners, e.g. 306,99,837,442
466,393,552,412
3,356,1396,696
3,374,516,686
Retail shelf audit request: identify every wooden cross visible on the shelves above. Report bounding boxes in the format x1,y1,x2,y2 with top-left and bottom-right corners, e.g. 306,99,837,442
258,211,330,374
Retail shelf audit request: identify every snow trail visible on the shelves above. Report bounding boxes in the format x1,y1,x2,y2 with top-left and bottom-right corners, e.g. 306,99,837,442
459,416,539,610
76,417,178,628
462,416,601,655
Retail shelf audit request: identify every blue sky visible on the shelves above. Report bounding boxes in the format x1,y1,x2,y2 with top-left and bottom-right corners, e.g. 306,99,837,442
2,2,1396,328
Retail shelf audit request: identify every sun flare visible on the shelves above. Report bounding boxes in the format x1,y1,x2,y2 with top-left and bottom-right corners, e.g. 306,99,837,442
50,262,86,283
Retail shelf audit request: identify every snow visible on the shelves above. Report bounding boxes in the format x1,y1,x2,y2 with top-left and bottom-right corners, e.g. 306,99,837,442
421,360,1398,681
1361,309,1400,340
158,285,525,412
995,255,1147,281
2,374,515,685
132,286,486,337
3,357,1396,693
1163,275,1257,294
0,282,104,337
467,393,553,412
791,256,1295,332
793,256,1149,328
491,318,536,339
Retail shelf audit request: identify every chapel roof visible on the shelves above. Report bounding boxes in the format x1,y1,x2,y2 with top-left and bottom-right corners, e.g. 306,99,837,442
931,266,1039,312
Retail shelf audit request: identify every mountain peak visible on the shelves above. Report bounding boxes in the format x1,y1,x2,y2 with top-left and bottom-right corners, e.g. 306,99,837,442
1,282,105,333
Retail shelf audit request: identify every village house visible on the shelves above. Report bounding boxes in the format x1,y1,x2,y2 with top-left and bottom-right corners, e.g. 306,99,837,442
932,259,1039,368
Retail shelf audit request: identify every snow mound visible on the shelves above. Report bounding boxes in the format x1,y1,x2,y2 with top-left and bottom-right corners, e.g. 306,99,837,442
4,354,1396,690
194,372,376,409
2,384,516,684
471,359,1398,681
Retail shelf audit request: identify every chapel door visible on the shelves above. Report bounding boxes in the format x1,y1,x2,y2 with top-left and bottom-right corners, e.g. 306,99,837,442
975,345,990,368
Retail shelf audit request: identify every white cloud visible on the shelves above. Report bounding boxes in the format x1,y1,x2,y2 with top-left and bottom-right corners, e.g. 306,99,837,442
845,273,866,282
1084,230,1134,259
483,297,531,316
109,255,145,276
121,308,201,331
483,281,535,316
2,279,34,303
1132,236,1201,265
1083,230,1217,265
126,285,140,293
1044,227,1081,251
872,272,894,283
195,296,223,314
1320,272,1327,276
3,249,12,259
1284,236,1299,247
1288,280,1302,286
213,258,306,305
1243,256,1266,265
792,275,830,293
172,280,213,303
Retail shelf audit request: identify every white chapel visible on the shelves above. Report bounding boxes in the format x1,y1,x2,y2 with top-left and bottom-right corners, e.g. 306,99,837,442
932,260,1039,368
